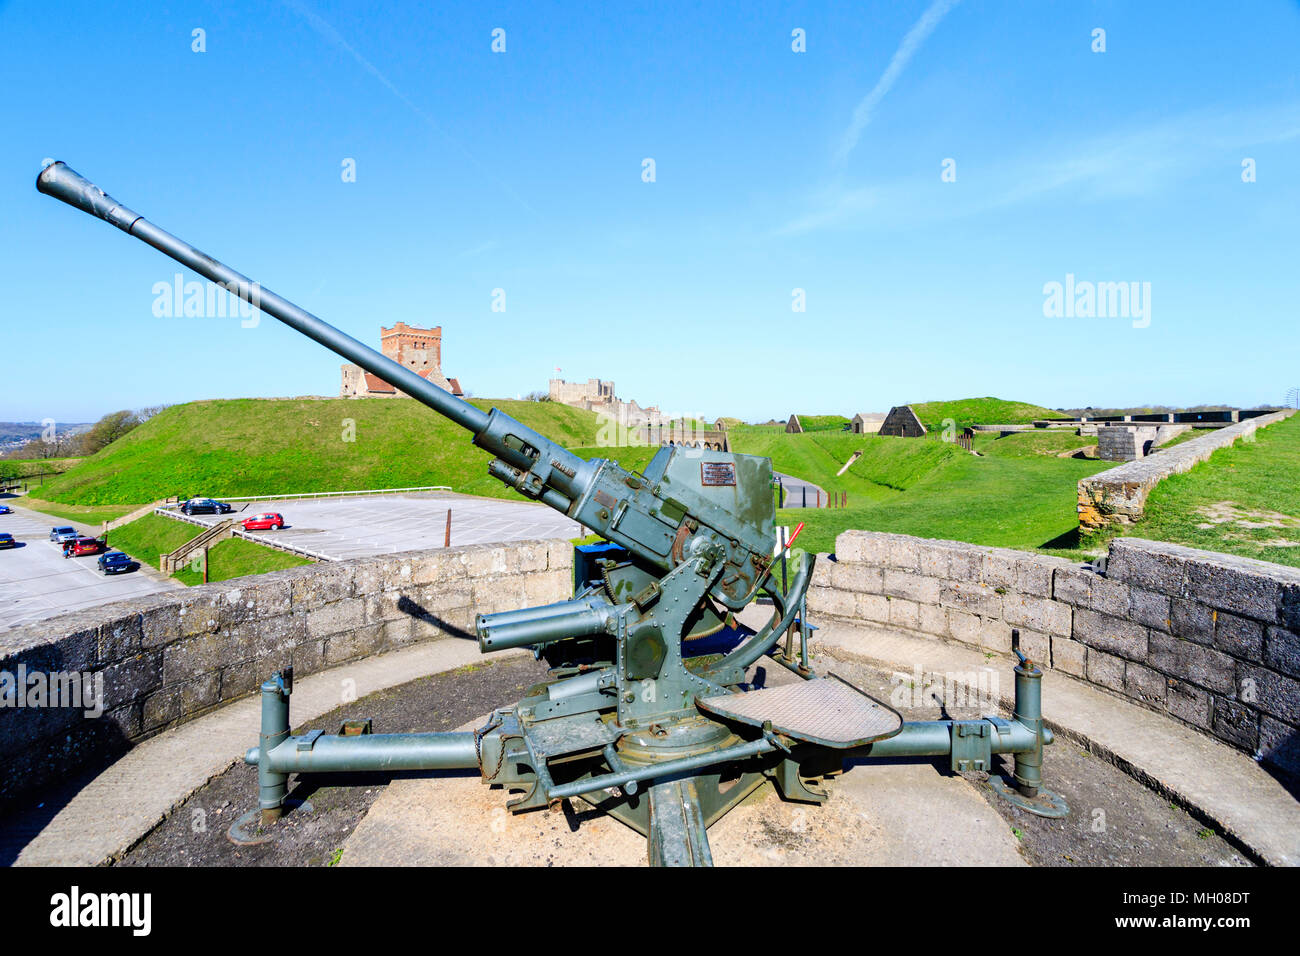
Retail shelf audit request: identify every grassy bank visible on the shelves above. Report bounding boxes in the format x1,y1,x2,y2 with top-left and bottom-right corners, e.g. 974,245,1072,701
1111,413,1300,567
173,537,313,585
909,397,1062,430
779,450,1111,557
36,398,609,506
20,497,146,526
106,512,312,584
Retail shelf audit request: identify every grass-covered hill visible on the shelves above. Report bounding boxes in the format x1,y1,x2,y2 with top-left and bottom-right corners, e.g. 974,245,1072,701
35,398,614,506
31,394,1105,561
728,430,964,503
792,415,852,432
908,397,1063,430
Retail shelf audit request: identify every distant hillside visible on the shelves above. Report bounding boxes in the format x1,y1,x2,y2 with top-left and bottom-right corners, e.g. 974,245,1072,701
728,430,965,503
908,397,1061,430
794,415,852,432
37,398,614,506
0,421,90,454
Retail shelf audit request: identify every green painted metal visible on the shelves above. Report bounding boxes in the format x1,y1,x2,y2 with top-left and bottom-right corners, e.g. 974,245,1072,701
39,161,1067,866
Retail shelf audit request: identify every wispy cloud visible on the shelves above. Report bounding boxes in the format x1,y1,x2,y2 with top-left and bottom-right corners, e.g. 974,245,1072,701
780,102,1300,237
834,0,962,166
451,240,499,260
282,0,536,214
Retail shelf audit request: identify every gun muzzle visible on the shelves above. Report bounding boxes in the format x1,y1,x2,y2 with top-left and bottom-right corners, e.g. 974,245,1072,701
476,596,614,653
36,161,490,436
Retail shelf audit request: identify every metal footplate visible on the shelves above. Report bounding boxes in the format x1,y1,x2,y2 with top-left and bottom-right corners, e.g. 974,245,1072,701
697,675,903,748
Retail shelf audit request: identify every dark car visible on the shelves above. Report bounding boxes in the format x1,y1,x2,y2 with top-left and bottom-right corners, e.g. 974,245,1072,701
50,525,79,543
98,551,137,574
0,533,15,549
0,504,12,515
181,498,233,516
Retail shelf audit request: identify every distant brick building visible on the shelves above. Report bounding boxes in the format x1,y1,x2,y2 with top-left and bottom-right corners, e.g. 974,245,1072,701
341,322,464,398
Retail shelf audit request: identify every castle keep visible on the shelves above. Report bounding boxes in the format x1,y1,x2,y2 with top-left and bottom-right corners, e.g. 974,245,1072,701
341,322,464,398
547,377,665,428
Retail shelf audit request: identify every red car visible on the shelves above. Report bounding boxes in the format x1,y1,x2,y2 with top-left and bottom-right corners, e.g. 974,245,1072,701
69,537,106,557
242,512,285,531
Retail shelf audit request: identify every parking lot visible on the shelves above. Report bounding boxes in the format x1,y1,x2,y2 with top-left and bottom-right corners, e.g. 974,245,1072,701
171,491,584,561
0,502,179,634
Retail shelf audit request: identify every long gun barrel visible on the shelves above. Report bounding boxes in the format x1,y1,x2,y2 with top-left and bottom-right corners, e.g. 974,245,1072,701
37,162,777,610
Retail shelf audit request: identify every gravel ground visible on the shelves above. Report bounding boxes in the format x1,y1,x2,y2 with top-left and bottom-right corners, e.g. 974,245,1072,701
828,657,1251,867
118,652,1250,867
118,655,551,867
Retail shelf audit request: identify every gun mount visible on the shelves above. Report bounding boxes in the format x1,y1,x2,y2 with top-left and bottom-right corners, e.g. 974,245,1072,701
38,161,1066,866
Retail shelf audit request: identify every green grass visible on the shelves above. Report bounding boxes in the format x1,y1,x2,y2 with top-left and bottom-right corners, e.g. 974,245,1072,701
55,393,1288,569
791,414,851,432
105,512,312,584
0,457,83,478
908,397,1063,431
173,536,312,585
971,431,1095,459
729,431,962,503
104,513,204,570
722,425,1111,558
1157,427,1216,449
37,398,612,506
779,452,1111,556
20,497,145,526
1106,413,1300,567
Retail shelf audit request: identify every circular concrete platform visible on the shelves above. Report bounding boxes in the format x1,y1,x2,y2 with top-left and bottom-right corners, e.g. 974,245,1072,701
337,718,1027,867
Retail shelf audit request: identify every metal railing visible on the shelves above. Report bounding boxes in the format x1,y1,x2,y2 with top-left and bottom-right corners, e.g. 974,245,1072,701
157,485,453,507
155,507,337,563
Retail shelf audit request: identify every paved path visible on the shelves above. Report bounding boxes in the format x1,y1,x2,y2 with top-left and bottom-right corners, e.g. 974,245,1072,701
0,502,178,633
774,472,827,509
174,492,584,560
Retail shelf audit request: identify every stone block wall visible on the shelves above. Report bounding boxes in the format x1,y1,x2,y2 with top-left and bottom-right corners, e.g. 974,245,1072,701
808,530,1300,778
1078,409,1294,529
0,539,573,806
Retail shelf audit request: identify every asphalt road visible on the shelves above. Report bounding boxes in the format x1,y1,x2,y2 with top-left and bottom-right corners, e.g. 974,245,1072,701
0,502,178,634
774,472,827,509
171,491,585,561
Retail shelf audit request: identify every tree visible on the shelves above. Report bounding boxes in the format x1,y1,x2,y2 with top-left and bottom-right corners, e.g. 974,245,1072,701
77,410,141,455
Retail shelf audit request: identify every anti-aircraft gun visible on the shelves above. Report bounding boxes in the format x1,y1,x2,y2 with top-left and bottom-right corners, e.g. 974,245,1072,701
38,161,1067,866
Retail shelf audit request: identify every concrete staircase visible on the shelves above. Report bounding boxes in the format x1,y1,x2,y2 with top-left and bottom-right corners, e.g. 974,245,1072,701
160,517,237,574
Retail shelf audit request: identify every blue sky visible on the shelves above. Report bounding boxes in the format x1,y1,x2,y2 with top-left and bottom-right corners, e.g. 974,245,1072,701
2,0,1297,423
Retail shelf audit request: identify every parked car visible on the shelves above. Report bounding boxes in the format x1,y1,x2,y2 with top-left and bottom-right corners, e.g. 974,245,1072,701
98,551,137,574
50,526,79,543
70,537,106,557
0,504,12,515
181,498,233,516
241,512,285,531
0,533,15,549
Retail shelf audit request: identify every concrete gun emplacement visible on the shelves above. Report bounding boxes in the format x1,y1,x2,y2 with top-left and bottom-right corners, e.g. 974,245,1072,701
38,161,1066,866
